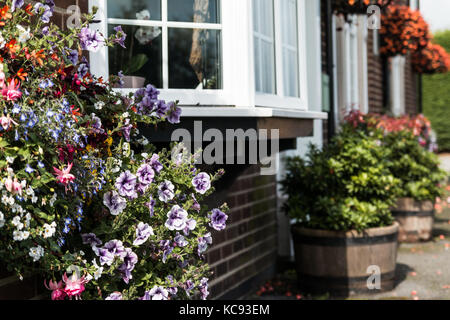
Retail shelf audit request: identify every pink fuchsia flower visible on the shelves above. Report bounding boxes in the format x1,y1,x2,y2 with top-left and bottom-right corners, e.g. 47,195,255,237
62,272,88,299
53,163,75,186
2,79,22,101
5,177,23,196
44,279,66,300
0,114,18,130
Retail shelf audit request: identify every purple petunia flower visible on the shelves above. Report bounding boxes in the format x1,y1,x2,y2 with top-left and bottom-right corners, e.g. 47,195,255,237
165,205,188,231
11,0,24,12
133,222,154,246
103,191,127,216
105,292,123,300
121,118,133,142
113,26,127,48
209,208,228,231
149,154,163,173
166,102,182,124
192,172,211,195
137,164,155,187
115,171,137,199
98,240,126,266
118,71,125,88
34,3,53,23
145,196,156,217
67,49,79,65
199,278,209,300
78,63,89,77
155,100,169,118
197,233,212,256
42,26,49,36
81,233,102,247
142,286,169,300
191,194,201,212
159,240,173,263
158,180,175,203
184,280,195,297
79,27,105,52
174,233,188,247
118,248,138,284
183,218,197,236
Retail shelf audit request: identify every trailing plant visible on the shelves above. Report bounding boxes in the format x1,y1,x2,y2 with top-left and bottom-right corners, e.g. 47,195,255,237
380,4,430,57
411,41,450,74
0,0,228,300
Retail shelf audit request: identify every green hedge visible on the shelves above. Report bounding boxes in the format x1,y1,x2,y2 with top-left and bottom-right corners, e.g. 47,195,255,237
423,30,450,152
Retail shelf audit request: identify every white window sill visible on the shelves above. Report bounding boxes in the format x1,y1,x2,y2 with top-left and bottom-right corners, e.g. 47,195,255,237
179,106,328,120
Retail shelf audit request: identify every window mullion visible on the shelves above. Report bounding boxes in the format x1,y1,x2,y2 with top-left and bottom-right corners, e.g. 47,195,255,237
162,0,169,89
273,0,284,97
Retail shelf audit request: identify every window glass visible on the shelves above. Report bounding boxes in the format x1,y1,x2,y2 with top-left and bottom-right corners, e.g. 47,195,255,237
107,1,222,89
107,0,162,21
281,0,299,97
168,28,222,89
168,0,220,23
253,0,276,94
108,24,163,89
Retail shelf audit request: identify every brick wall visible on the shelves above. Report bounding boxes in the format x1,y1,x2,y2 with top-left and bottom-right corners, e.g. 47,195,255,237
367,29,386,114
207,165,278,299
404,53,419,115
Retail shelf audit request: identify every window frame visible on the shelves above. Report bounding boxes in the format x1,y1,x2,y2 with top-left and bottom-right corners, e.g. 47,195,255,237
253,0,309,110
88,0,311,112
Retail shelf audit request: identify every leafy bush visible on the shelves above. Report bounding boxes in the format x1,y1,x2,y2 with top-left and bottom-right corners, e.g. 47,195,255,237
381,130,446,201
281,126,400,232
0,1,227,300
345,111,447,201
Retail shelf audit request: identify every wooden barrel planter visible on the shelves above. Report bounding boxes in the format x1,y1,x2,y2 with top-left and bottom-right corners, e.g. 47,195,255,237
391,198,434,243
291,222,399,297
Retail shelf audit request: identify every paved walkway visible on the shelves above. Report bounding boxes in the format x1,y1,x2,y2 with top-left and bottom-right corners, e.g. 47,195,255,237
249,187,450,300
440,153,450,173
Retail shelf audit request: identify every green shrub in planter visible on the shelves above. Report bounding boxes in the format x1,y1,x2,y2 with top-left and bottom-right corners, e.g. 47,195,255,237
281,126,401,232
381,130,447,202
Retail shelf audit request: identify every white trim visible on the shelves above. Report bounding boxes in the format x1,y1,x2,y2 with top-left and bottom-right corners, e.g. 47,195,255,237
357,15,369,114
390,55,406,116
179,107,328,119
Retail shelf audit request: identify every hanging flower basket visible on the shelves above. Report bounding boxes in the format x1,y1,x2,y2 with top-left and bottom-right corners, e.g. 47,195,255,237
380,5,431,57
411,42,450,74
333,0,392,16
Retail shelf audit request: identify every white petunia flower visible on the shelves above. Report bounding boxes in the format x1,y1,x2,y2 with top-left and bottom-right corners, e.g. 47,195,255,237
94,101,105,110
29,246,44,262
17,25,31,43
42,223,56,238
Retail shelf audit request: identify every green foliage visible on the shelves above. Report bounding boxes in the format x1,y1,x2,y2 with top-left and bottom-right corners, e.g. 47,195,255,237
280,127,400,232
423,30,450,152
380,130,447,201
123,53,149,74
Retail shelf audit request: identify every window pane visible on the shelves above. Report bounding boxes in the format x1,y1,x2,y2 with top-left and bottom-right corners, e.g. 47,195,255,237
168,0,220,23
168,28,222,89
108,24,163,89
253,0,276,94
107,0,161,21
281,0,299,97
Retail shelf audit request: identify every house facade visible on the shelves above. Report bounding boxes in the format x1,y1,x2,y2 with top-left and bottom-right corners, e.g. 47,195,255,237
0,0,422,300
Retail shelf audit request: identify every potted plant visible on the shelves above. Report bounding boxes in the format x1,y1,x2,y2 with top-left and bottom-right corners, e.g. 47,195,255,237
281,126,401,296
363,115,448,242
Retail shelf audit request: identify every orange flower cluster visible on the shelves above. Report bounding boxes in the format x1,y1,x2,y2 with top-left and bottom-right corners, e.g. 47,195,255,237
380,5,430,57
411,42,450,74
333,0,392,15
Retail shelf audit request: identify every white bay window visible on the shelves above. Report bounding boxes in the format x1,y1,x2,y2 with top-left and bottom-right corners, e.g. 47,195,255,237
89,0,322,117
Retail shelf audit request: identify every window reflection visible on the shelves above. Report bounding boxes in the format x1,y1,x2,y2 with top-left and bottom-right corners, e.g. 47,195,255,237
169,28,222,89
108,24,163,89
107,0,161,21
168,0,220,23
